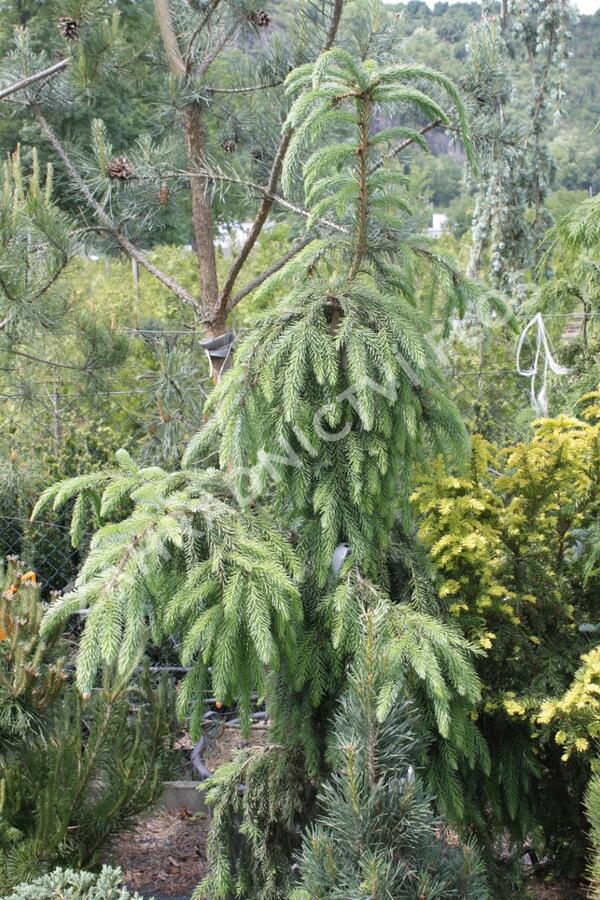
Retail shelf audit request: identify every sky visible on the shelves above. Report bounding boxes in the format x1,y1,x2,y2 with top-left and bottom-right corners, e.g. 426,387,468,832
387,0,600,11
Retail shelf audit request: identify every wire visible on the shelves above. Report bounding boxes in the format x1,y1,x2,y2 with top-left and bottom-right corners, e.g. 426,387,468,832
0,311,595,337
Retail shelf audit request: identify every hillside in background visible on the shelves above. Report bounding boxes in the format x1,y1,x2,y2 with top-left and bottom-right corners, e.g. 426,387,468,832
389,1,600,199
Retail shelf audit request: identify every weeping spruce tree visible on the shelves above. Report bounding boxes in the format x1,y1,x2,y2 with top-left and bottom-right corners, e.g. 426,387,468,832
34,46,493,899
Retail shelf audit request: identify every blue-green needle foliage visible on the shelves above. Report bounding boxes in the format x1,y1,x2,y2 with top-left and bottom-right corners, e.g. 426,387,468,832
5,866,148,899
292,607,489,900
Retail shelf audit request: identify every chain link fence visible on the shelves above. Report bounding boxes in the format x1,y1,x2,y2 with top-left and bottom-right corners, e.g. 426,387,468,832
0,513,87,595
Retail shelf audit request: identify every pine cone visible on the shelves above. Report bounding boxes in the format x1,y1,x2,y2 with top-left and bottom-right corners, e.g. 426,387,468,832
107,156,133,180
251,146,266,161
249,9,270,27
158,183,169,205
221,138,236,153
58,16,79,39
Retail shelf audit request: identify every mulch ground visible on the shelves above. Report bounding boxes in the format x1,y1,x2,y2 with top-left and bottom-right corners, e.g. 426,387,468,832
107,811,589,900
201,722,269,772
526,877,588,898
106,808,209,900
106,724,269,899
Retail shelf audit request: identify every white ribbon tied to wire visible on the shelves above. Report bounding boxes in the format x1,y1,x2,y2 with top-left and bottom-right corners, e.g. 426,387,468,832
516,312,570,416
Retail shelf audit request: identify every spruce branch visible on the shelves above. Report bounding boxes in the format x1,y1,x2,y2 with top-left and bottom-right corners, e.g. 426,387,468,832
348,91,371,280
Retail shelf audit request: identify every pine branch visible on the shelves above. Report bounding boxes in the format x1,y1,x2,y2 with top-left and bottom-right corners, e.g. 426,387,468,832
215,0,345,313
32,107,204,319
204,81,283,94
197,21,239,79
182,104,221,323
153,0,186,77
216,135,295,311
153,0,221,324
0,58,69,102
184,0,222,68
324,0,346,51
0,347,92,371
226,234,315,311
168,168,349,232
368,119,442,175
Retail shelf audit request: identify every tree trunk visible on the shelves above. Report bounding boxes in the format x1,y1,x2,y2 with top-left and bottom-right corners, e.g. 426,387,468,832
182,103,220,324
153,0,220,332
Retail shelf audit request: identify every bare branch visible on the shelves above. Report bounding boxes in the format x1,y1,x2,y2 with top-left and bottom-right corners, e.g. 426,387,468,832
216,135,293,308
0,58,70,102
168,167,348,233
324,0,345,52
227,234,315,310
271,192,348,233
33,107,204,318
